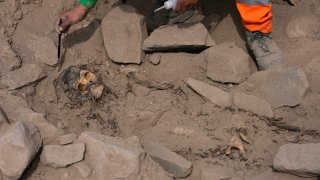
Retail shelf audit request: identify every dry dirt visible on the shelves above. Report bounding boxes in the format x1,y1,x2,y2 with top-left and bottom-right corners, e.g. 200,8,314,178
1,0,320,179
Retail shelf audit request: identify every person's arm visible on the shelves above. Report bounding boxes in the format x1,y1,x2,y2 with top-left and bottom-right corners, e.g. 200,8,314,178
175,0,199,12
55,0,98,34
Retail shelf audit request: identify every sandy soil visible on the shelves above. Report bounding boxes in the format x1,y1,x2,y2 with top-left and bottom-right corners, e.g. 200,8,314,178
1,0,320,179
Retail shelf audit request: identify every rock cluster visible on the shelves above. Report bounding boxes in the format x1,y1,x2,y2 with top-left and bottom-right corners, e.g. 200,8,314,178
0,91,60,139
0,121,41,179
75,132,182,179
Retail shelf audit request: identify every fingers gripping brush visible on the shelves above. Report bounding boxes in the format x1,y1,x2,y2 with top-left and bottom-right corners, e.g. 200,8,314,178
154,0,177,13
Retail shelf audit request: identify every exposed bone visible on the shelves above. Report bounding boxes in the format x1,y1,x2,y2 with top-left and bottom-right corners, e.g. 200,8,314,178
239,132,251,144
76,70,97,92
225,136,246,158
90,85,104,99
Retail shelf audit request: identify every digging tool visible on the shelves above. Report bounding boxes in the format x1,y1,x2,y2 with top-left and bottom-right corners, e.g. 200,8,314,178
58,19,63,59
56,19,65,71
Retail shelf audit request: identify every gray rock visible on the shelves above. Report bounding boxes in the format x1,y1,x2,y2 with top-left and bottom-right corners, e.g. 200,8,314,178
234,92,274,118
251,169,318,180
201,13,221,33
187,78,233,108
286,16,320,38
59,133,77,145
139,156,173,180
272,0,296,5
0,40,21,77
274,143,320,177
148,53,161,65
24,33,58,66
16,108,60,139
0,90,60,139
0,121,41,179
0,64,46,90
305,55,320,93
40,143,85,168
74,163,92,178
143,141,192,178
206,42,251,84
101,5,146,64
108,0,123,7
201,166,234,180
76,132,145,180
76,132,172,180
143,23,215,52
239,67,309,108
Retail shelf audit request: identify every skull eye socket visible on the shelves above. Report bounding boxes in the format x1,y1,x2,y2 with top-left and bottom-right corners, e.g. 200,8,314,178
84,72,91,79
77,83,85,91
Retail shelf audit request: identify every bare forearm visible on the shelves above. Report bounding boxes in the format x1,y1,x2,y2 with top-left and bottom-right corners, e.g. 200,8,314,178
55,3,91,34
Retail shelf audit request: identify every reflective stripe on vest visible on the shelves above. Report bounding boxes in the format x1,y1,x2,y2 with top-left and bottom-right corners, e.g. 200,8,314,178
237,0,271,6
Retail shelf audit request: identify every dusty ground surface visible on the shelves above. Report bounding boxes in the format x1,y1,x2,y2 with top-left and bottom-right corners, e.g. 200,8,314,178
1,0,320,179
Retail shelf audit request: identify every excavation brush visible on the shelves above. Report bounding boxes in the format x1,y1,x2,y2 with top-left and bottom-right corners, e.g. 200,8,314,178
58,19,62,59
154,0,177,13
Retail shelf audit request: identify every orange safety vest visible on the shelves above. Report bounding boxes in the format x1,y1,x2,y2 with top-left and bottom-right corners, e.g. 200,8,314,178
236,0,273,33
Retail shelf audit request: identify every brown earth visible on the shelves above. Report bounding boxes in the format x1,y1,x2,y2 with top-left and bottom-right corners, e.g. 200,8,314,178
1,0,320,179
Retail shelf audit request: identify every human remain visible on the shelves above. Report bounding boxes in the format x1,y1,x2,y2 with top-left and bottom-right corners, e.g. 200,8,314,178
55,0,286,70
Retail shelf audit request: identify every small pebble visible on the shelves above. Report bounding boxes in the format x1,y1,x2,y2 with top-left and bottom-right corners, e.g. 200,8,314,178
59,133,77,145
148,54,161,65
75,163,92,178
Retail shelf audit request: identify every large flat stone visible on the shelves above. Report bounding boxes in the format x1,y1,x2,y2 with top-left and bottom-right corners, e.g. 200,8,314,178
40,143,85,168
205,42,250,84
251,169,318,180
101,5,146,64
286,16,319,38
187,78,233,108
76,132,145,180
238,67,309,108
234,92,274,118
0,91,60,139
143,141,192,178
0,121,41,179
143,23,215,52
24,33,58,66
0,64,46,90
274,143,320,177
